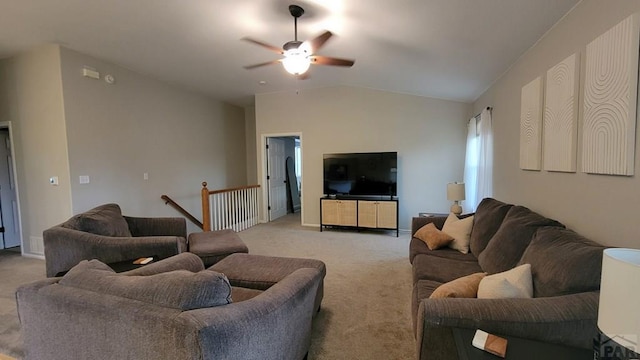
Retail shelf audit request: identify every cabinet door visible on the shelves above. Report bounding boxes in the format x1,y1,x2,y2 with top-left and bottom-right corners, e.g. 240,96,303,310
321,200,340,225
376,201,398,229
357,201,378,228
339,200,358,226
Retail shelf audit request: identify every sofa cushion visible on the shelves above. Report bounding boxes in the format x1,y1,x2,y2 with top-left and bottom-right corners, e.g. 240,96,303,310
413,253,483,284
478,206,564,274
469,198,514,257
442,213,475,254
478,264,533,299
60,259,232,310
410,237,479,264
62,203,132,237
430,272,486,299
414,223,454,250
518,227,606,297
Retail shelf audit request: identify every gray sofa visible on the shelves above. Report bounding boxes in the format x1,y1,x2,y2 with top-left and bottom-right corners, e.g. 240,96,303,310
16,252,323,360
410,198,606,360
43,203,188,277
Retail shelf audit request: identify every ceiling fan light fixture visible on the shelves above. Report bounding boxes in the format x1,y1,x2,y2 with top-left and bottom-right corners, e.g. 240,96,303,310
282,49,310,75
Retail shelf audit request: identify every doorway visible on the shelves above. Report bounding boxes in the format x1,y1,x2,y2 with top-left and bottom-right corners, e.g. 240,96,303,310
263,134,302,223
0,122,22,251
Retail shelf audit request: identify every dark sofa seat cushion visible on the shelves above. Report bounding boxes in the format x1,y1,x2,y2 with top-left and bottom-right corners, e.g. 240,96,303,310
478,206,564,274
518,227,606,297
60,259,232,310
410,237,479,264
62,203,132,237
469,198,513,257
412,253,482,284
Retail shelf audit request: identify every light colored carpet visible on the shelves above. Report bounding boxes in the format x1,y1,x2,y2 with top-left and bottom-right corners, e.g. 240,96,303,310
0,214,415,359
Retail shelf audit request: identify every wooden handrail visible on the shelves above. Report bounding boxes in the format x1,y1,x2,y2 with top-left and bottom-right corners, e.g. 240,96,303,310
161,195,203,229
207,184,261,195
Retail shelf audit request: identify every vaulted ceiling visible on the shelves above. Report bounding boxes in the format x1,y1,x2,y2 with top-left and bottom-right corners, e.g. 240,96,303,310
0,0,581,106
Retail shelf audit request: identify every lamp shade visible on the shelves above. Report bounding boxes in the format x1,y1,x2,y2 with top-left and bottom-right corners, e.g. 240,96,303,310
598,248,640,352
282,49,310,75
447,182,465,201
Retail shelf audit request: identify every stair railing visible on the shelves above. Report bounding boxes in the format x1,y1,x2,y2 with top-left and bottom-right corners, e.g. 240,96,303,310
161,194,203,229
201,182,261,232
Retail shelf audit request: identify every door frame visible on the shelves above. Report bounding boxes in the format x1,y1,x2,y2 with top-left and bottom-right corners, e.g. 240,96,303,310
260,132,303,225
0,121,24,253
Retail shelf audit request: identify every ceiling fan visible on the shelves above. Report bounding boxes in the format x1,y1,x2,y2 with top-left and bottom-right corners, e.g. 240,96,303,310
242,4,355,76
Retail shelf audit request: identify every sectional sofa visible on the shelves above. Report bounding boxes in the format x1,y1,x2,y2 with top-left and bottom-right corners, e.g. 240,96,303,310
410,198,606,359
17,252,324,360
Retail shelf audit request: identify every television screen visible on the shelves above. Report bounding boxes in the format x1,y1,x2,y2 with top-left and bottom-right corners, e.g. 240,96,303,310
323,152,397,197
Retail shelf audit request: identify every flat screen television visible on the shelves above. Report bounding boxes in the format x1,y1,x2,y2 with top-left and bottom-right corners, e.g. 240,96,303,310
323,152,397,198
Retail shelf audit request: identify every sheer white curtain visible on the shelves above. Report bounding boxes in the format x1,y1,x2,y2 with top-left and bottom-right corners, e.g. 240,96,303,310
463,108,493,211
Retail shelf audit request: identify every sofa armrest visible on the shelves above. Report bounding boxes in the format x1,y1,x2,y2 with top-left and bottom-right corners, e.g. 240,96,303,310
124,216,187,238
416,291,599,360
181,268,322,360
122,252,204,276
43,227,187,277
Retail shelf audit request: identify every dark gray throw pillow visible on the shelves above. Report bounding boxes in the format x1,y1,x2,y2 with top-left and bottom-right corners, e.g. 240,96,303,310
478,205,564,274
60,259,232,310
63,203,132,237
518,227,606,297
469,198,514,257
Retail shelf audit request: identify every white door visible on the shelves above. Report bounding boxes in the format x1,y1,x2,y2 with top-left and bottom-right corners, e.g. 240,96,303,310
0,130,19,248
267,138,287,221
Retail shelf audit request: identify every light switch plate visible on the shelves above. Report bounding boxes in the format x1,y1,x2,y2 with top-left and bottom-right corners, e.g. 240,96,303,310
79,175,90,184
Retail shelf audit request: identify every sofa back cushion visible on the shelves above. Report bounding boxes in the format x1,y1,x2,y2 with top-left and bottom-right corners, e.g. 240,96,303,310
518,227,606,297
62,203,132,237
469,198,514,257
478,205,564,274
60,259,232,310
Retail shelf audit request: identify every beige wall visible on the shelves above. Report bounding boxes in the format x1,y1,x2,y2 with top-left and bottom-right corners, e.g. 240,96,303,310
245,105,258,184
473,0,640,247
58,47,247,234
256,86,471,230
0,45,73,255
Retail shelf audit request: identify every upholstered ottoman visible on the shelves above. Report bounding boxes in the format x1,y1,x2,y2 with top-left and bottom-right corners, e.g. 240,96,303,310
210,253,326,312
188,229,249,267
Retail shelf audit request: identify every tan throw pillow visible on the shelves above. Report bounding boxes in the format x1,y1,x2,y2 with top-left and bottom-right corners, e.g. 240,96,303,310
442,213,474,254
477,263,533,299
430,272,487,299
414,223,454,250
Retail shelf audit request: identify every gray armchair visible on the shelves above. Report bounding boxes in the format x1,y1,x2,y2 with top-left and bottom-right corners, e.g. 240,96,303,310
43,203,187,277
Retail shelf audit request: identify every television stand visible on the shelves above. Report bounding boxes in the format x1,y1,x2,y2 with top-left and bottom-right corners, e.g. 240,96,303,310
320,197,399,237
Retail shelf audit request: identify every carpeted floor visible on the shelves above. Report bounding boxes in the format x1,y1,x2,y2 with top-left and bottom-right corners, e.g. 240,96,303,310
0,213,415,359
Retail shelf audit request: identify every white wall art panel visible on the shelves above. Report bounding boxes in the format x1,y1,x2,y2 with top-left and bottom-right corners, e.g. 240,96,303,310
544,53,579,172
582,14,640,176
520,76,543,170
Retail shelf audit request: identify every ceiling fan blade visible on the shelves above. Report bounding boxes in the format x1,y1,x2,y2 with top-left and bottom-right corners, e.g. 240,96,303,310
310,56,355,67
243,60,281,70
241,37,283,54
308,31,333,52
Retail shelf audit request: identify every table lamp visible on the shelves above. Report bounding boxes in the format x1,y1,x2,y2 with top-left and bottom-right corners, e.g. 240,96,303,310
596,248,640,359
447,182,465,215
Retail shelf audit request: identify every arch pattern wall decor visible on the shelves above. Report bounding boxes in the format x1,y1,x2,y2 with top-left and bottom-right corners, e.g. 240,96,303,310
520,76,543,171
544,53,579,172
582,14,639,176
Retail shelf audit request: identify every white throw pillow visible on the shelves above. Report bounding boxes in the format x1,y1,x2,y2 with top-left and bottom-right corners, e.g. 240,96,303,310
477,263,533,299
442,213,474,254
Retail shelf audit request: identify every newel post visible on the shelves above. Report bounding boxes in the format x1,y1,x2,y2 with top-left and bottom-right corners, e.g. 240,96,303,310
201,182,211,231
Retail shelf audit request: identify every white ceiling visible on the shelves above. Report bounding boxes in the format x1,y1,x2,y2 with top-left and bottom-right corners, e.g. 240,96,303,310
0,0,580,106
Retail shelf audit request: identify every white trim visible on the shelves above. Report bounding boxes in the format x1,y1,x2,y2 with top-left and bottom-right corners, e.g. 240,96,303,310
21,253,45,260
260,132,303,226
0,121,24,255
